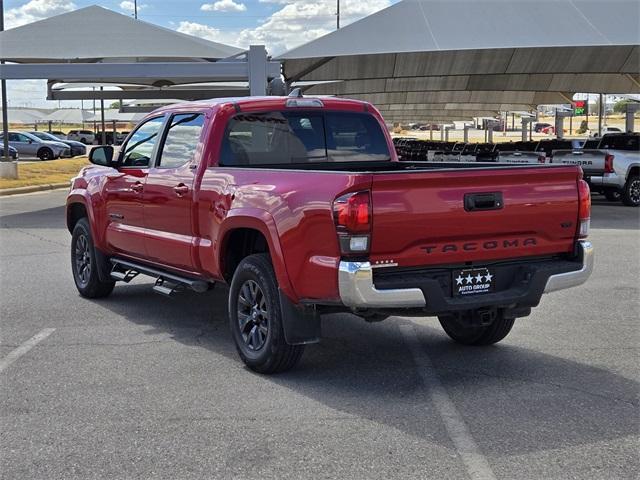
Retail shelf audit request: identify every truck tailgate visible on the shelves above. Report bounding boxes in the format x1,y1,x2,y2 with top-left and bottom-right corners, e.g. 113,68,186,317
369,166,580,268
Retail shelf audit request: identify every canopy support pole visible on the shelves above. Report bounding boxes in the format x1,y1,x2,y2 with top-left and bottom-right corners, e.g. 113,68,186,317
100,86,106,145
1,2,9,163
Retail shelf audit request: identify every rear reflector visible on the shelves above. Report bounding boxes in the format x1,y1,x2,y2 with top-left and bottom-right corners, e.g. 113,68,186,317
577,179,591,239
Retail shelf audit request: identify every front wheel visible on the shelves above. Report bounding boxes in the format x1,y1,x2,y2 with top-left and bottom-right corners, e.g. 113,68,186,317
71,218,115,298
37,148,53,161
438,312,514,346
229,254,304,374
622,175,640,207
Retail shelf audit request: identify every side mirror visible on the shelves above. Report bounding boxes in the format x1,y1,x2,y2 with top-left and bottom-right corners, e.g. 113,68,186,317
89,146,115,167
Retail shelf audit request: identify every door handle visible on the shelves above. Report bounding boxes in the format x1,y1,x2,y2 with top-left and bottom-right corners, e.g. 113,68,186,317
174,183,189,196
131,181,144,193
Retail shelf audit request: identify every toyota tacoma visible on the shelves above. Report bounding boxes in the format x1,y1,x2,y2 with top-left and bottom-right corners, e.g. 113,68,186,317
67,94,593,373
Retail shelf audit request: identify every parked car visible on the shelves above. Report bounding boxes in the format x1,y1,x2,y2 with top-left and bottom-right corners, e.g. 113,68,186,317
67,95,593,373
28,131,86,157
534,122,552,133
48,130,67,139
587,133,640,206
0,144,19,160
67,129,96,144
0,131,70,160
591,126,623,137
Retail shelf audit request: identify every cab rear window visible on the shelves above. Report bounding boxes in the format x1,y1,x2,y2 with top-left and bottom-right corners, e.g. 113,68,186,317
219,111,390,166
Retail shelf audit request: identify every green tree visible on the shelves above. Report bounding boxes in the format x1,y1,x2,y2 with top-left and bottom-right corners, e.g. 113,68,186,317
613,99,633,113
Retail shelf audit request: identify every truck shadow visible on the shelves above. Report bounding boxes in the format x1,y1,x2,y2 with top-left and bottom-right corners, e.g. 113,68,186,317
0,206,66,229
93,282,639,457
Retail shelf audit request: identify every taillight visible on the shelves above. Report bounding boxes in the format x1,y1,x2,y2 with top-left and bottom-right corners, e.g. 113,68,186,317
333,191,371,256
577,179,591,239
604,154,614,173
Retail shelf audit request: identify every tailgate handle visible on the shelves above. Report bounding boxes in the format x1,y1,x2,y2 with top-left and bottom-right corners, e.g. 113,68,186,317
465,192,503,212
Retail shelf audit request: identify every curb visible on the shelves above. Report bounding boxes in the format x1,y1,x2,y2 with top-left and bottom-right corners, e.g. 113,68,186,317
0,183,69,197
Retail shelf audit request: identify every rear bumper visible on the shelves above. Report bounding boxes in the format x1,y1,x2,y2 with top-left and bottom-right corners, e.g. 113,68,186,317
338,241,593,312
590,173,625,189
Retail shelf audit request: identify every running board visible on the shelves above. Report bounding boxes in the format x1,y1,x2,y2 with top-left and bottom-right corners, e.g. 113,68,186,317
110,258,209,296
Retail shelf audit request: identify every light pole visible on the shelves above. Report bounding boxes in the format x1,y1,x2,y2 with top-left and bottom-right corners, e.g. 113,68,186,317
134,0,138,19
336,0,340,29
1,0,10,162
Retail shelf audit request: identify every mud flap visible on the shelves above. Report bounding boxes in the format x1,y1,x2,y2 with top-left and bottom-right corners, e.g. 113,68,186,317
279,289,321,345
94,247,113,283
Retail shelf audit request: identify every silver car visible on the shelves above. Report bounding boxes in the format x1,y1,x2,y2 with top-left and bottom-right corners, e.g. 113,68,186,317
0,131,70,160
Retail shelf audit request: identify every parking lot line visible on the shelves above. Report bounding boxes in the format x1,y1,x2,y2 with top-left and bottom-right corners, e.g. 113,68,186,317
400,324,497,480
0,328,56,373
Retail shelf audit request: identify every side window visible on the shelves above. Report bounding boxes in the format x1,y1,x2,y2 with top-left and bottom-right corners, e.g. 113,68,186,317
120,117,165,168
18,134,32,142
9,133,20,142
157,113,205,168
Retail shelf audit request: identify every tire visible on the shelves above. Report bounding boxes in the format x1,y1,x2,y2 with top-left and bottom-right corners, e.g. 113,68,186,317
71,218,115,298
438,312,515,346
228,253,304,374
37,148,53,161
622,175,640,207
604,189,621,202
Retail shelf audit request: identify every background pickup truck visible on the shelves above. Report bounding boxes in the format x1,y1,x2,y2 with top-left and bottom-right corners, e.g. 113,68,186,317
67,94,593,373
551,133,640,206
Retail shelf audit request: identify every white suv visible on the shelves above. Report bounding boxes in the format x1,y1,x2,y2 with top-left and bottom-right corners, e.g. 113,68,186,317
67,130,96,145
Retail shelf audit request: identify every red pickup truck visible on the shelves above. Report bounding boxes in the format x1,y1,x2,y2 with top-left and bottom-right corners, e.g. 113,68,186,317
67,94,593,373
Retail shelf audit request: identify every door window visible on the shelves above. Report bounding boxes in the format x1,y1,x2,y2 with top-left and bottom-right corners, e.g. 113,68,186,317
157,113,205,168
120,117,164,168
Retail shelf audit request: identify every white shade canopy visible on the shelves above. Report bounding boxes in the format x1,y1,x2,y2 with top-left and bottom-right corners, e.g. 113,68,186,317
0,5,243,63
39,109,97,123
279,0,640,121
0,109,47,124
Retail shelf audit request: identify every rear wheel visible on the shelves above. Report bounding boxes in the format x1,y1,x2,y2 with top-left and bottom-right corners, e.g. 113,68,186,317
71,218,115,298
604,189,621,202
229,253,304,374
622,175,640,207
37,148,53,161
438,312,514,346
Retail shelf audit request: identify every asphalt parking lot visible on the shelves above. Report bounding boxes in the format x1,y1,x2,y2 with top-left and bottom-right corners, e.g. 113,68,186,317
1,190,638,480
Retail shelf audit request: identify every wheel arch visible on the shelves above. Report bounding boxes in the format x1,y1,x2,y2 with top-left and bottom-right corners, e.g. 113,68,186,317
217,209,296,302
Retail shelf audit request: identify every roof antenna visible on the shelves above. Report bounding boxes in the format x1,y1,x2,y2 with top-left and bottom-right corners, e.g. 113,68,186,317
288,88,303,98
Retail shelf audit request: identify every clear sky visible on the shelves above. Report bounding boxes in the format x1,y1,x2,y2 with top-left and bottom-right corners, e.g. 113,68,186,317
3,0,397,107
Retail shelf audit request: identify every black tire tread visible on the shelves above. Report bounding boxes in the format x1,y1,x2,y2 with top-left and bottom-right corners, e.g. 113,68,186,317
439,313,515,346
622,175,639,207
71,218,115,298
230,253,304,374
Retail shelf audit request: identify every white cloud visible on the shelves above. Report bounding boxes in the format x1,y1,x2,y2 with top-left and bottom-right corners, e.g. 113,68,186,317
201,0,247,12
5,0,77,29
180,0,391,55
119,1,147,14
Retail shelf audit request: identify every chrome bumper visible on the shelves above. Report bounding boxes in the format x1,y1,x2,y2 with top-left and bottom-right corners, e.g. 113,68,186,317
338,261,426,308
543,241,594,293
338,241,593,309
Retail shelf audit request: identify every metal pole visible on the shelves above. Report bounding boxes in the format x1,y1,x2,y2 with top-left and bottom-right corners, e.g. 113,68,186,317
598,93,603,136
100,86,106,145
1,0,10,162
134,0,138,19
336,0,340,29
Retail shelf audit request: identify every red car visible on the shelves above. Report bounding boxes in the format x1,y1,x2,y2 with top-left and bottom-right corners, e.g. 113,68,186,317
67,94,593,373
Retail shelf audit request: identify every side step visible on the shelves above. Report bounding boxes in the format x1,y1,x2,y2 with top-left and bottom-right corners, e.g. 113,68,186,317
110,258,210,297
